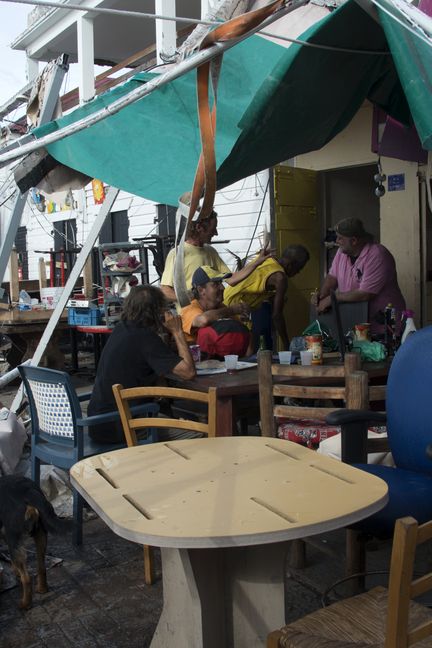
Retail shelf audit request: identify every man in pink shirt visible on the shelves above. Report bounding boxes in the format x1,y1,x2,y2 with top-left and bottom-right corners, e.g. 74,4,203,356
316,217,406,335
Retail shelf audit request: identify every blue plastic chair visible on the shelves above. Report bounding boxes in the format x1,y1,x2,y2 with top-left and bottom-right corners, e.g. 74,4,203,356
326,326,432,580
18,365,159,545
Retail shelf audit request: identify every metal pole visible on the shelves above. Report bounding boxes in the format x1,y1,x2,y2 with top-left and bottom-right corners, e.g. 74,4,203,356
0,55,69,285
11,185,120,412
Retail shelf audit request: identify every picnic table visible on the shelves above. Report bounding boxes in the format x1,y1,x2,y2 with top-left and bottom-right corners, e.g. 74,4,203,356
0,308,68,369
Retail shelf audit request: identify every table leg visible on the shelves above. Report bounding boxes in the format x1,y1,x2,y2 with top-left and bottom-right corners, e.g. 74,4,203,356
151,542,287,648
216,396,235,436
93,333,101,369
70,328,78,371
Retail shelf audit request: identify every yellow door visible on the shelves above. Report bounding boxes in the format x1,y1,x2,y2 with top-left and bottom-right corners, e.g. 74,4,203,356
273,165,320,341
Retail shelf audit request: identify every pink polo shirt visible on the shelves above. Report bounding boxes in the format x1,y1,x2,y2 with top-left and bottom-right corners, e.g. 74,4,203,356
329,243,406,333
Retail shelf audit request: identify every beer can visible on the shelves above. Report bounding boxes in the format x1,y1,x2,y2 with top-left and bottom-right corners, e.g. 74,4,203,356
189,344,201,363
304,335,323,365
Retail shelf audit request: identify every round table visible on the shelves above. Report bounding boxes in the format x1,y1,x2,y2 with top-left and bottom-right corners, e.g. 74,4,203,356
70,437,388,648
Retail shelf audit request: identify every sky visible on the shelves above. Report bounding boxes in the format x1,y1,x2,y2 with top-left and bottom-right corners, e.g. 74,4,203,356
0,3,30,107
0,2,81,123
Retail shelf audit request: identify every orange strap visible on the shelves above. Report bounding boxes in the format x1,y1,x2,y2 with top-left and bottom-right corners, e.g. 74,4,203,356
188,0,285,224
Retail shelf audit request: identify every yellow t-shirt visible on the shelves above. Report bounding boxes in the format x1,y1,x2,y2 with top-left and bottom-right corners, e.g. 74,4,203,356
223,257,285,309
161,243,230,291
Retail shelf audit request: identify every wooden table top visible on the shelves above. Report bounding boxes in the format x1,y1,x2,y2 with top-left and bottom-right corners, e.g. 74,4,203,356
70,438,388,549
173,358,390,396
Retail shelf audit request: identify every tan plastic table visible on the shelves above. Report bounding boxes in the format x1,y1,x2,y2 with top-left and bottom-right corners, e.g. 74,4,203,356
70,437,388,648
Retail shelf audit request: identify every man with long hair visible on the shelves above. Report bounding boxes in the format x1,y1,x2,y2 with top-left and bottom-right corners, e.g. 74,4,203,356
160,206,271,309
88,285,195,443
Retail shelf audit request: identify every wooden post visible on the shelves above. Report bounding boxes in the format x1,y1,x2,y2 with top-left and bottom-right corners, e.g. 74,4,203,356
342,370,369,464
8,247,20,303
344,351,361,374
38,257,47,291
346,370,368,410
82,255,93,299
258,350,276,437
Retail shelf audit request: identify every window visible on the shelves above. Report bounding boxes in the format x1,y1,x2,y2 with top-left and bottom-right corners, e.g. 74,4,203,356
14,226,28,280
99,210,129,244
52,219,77,284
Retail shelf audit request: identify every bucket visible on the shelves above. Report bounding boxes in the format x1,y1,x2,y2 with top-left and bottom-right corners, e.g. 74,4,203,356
40,287,64,310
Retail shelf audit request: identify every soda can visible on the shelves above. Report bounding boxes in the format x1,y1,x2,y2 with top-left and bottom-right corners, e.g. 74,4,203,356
189,345,201,363
304,335,323,364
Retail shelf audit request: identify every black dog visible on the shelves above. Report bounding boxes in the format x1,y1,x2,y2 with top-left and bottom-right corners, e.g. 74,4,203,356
0,474,70,609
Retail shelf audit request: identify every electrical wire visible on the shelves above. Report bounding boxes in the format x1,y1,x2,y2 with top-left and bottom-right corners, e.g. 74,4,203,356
3,0,217,27
244,178,270,260
4,0,423,54
0,190,17,208
218,178,247,202
26,196,78,248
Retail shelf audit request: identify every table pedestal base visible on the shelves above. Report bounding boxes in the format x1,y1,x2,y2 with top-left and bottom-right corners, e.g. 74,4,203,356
151,542,288,648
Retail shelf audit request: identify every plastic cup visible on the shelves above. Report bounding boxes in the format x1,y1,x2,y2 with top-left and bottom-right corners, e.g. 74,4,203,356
300,350,313,366
278,351,292,364
224,355,238,374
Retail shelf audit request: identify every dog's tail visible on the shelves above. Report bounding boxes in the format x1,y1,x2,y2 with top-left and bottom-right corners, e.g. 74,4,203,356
25,484,74,535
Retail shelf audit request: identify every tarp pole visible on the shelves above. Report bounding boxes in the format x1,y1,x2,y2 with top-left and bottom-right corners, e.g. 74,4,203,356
11,185,120,412
0,54,69,286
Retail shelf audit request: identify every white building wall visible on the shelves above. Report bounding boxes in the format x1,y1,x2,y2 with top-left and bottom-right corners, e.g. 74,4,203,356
0,169,270,289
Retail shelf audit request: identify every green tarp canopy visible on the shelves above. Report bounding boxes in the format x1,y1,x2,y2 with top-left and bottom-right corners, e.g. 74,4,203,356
34,0,432,205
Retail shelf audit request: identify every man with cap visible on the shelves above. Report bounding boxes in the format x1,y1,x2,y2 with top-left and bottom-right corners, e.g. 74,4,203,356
181,266,251,357
316,217,405,334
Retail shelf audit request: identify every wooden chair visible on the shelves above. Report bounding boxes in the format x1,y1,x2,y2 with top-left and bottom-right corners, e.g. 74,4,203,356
267,516,432,648
258,350,387,570
258,350,368,444
112,384,217,584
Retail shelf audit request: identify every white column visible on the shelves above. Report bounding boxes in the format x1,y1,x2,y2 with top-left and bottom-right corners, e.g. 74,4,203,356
26,56,39,84
155,0,177,64
201,0,210,17
77,14,95,103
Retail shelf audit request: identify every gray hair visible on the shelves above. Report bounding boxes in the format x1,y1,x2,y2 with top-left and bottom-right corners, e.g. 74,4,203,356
281,244,310,265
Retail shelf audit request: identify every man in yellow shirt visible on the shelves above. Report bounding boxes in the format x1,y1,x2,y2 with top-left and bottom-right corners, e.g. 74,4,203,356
160,209,271,309
223,245,309,350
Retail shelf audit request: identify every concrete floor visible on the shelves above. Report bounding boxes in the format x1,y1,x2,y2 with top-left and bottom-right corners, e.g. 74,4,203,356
0,349,430,647
0,514,400,648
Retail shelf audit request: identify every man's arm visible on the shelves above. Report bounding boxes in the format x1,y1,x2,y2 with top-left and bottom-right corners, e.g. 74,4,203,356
160,284,177,302
314,273,338,313
192,302,250,328
266,271,289,350
163,313,196,380
160,250,177,302
225,248,273,287
318,274,338,300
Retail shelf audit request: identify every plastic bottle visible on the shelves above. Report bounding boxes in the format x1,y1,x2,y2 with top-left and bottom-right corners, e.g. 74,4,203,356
18,289,32,310
401,310,417,344
384,303,396,355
